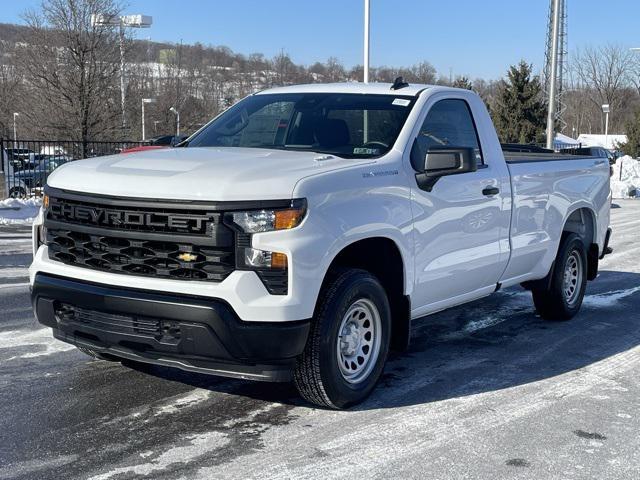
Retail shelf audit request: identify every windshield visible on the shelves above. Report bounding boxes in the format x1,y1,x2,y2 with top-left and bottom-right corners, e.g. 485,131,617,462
186,93,416,158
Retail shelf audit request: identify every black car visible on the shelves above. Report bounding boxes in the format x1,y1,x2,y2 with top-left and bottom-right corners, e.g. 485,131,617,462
12,157,69,189
5,148,35,170
560,146,615,165
149,134,188,146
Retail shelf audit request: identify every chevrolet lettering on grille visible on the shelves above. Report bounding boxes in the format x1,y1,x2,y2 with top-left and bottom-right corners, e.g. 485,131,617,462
49,202,213,233
49,202,212,232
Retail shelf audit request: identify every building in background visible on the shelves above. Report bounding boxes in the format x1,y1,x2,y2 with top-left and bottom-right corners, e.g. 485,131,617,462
576,134,628,150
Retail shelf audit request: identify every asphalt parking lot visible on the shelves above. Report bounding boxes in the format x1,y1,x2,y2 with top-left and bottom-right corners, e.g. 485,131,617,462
1,201,639,480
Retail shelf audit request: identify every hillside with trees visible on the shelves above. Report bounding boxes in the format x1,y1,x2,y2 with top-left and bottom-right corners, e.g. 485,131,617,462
1,0,640,148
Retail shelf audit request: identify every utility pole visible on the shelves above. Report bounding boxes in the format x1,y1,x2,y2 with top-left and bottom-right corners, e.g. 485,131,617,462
363,0,371,143
91,14,152,136
363,0,370,83
545,0,561,149
141,98,156,141
118,23,126,132
169,107,180,136
602,104,610,150
12,112,19,148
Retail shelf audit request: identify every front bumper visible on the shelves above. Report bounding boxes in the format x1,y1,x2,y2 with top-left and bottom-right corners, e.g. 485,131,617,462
32,273,310,382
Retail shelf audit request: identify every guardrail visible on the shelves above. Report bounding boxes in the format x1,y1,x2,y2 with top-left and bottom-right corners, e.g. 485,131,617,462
1,138,148,199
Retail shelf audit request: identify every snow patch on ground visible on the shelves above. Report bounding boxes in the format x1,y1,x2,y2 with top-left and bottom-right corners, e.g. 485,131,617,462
0,197,41,225
439,290,531,340
0,328,75,361
153,389,212,416
0,454,79,480
221,402,283,428
87,431,229,480
611,156,640,199
583,286,640,308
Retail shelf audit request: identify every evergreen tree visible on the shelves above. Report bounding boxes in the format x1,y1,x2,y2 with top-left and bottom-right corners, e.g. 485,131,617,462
621,109,640,158
452,76,473,90
492,61,547,144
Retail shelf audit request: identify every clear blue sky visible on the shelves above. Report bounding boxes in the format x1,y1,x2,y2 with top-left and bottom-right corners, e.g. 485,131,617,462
2,0,638,79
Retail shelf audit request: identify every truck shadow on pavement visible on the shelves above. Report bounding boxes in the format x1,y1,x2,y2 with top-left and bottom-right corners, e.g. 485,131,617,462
128,269,640,410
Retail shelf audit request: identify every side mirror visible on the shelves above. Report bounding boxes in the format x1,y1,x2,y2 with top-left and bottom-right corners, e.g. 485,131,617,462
415,146,477,191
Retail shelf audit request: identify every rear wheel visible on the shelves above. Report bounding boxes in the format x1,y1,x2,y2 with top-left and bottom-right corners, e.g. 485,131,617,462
532,233,587,320
294,269,391,409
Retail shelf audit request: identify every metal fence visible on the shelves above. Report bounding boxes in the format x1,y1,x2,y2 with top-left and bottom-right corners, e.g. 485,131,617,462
555,142,585,151
1,138,148,199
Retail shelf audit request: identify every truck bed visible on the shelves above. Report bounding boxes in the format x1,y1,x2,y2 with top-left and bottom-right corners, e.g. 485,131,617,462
503,151,598,164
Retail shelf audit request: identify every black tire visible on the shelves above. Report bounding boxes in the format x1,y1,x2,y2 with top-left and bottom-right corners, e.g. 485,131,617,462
9,187,26,198
294,268,391,409
532,233,587,321
77,346,120,362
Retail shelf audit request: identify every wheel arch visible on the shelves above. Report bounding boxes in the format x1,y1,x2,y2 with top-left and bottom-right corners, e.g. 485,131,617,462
319,236,411,352
563,206,598,280
522,205,599,291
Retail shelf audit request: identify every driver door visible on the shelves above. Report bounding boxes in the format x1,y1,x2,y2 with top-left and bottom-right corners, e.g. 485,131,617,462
410,98,509,316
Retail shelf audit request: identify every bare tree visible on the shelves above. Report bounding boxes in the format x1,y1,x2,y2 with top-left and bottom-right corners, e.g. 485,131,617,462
0,43,24,137
410,61,437,84
572,45,635,132
15,0,124,149
629,53,640,98
325,57,345,83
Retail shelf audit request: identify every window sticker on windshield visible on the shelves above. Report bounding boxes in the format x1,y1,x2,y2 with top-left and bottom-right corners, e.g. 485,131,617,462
392,98,411,106
353,147,380,155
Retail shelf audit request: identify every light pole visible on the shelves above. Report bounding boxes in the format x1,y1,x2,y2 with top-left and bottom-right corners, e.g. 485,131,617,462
169,107,180,136
362,0,371,143
141,98,156,141
12,112,19,148
91,13,152,134
602,104,610,150
363,0,370,84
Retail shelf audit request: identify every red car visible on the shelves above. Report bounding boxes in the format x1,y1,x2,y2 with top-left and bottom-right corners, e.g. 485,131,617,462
120,135,187,154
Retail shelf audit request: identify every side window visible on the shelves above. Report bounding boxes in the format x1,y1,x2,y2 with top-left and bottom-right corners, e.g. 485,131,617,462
415,99,483,166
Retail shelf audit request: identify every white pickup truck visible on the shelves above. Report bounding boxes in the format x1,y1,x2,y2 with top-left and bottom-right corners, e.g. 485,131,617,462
30,81,612,408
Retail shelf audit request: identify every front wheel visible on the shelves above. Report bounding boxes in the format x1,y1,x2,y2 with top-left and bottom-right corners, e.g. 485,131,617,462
294,269,391,409
532,233,587,320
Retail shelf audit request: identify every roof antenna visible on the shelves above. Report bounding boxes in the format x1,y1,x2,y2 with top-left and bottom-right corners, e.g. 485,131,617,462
391,76,409,90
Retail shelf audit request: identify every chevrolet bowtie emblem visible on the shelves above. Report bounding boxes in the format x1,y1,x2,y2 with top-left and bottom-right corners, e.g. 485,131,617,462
177,252,198,262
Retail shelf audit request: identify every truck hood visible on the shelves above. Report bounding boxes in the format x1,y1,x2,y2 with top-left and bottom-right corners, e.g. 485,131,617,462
47,147,370,201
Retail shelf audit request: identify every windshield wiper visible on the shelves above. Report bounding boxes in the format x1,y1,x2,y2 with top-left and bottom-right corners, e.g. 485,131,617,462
251,145,344,157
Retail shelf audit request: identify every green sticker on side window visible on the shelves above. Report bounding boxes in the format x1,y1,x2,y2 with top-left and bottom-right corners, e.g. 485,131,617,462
353,147,380,155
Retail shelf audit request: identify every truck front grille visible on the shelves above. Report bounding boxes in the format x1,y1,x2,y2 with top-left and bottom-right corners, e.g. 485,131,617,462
47,229,234,281
45,191,236,283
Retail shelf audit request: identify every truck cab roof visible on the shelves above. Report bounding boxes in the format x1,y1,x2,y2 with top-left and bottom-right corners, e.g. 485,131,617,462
256,82,436,97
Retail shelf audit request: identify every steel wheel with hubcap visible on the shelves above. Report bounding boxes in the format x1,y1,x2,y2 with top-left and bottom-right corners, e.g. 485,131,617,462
337,298,382,384
294,268,391,409
563,251,583,306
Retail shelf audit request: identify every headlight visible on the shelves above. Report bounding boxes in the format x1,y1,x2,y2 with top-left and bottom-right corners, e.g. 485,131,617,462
231,199,306,233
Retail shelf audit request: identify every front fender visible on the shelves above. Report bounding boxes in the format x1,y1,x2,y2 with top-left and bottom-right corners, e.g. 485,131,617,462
254,161,414,319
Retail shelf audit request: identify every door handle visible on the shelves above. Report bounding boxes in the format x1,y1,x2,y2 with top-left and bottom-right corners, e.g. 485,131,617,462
482,186,500,196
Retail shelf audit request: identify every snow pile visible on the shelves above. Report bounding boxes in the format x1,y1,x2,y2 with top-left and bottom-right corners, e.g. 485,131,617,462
0,197,42,225
611,156,640,199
